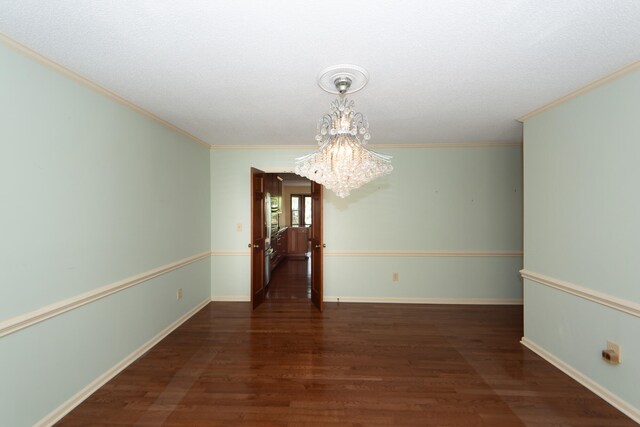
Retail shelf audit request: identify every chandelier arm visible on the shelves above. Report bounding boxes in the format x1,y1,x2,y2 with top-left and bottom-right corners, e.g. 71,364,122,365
318,114,333,126
352,112,365,124
294,152,315,163
317,115,332,133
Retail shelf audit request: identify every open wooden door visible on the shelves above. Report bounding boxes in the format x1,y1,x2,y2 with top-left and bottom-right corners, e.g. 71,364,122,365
250,167,266,310
310,181,323,311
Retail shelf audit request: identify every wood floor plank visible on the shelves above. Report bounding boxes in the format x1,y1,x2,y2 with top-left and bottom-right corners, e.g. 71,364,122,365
57,259,636,426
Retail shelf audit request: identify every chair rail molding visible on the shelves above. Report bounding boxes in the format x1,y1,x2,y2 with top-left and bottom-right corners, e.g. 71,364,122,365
325,296,522,305
326,250,523,257
0,251,212,338
520,269,640,318
210,251,250,256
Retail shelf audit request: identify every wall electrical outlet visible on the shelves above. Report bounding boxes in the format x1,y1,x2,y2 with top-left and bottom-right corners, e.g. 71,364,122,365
177,288,183,300
392,272,399,282
607,341,621,361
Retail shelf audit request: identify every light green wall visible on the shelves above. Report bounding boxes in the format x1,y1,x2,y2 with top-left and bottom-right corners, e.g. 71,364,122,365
210,145,523,300
0,41,211,426
523,68,640,413
0,30,526,426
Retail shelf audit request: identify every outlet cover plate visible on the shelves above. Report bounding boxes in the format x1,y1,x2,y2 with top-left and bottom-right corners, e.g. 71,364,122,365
607,341,621,362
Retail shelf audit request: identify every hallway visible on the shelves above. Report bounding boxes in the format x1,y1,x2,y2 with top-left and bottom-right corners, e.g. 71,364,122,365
265,257,311,303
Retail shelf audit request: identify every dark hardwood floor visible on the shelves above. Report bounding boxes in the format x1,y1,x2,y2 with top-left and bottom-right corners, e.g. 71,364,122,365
265,257,311,302
57,259,635,426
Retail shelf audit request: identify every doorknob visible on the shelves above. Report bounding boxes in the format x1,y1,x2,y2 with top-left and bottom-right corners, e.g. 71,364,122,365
248,243,259,249
315,243,326,249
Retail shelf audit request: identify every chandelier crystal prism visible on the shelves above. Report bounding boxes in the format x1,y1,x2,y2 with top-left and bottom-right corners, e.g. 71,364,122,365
295,69,393,198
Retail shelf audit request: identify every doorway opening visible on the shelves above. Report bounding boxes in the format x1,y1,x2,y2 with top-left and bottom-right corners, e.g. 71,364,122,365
250,169,323,311
266,173,312,302
265,255,311,302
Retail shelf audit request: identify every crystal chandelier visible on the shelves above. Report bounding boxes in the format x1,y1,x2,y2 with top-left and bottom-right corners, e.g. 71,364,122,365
295,67,393,198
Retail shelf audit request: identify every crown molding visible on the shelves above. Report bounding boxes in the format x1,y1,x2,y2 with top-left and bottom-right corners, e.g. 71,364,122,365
0,32,211,149
210,142,522,150
370,142,522,149
518,60,640,122
210,145,314,150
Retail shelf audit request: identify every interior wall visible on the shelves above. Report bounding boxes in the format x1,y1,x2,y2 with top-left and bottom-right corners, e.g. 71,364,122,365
0,40,211,426
522,67,640,420
210,145,523,302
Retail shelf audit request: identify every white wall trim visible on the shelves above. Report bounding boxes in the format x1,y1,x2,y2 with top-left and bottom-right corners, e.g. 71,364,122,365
211,296,251,302
521,337,639,424
0,33,210,149
518,60,640,122
208,296,521,304
326,251,523,257
34,297,210,427
211,250,523,257
209,142,522,150
211,145,314,150
324,296,523,305
0,251,212,338
370,142,522,149
521,269,640,318
210,250,523,258
210,251,250,256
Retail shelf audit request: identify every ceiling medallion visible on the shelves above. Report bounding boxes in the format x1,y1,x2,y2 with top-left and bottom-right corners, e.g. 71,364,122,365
295,65,393,198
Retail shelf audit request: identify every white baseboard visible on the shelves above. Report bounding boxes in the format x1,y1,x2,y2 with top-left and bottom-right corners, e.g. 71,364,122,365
35,297,211,427
210,296,250,302
211,295,522,305
324,296,523,305
521,337,639,424
208,296,522,304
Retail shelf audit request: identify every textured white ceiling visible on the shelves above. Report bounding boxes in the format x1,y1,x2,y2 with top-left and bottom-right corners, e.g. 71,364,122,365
1,1,639,146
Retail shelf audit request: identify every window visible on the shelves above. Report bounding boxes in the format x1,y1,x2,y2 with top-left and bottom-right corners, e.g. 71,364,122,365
291,194,312,226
